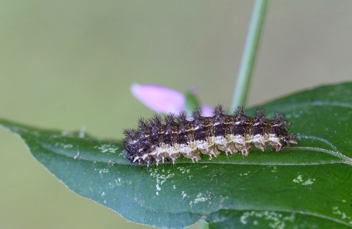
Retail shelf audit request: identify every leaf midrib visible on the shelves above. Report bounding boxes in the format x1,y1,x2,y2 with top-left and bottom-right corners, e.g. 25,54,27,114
27,132,352,166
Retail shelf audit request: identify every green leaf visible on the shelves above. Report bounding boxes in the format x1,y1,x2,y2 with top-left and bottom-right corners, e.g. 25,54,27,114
184,90,201,115
1,82,352,229
206,209,351,229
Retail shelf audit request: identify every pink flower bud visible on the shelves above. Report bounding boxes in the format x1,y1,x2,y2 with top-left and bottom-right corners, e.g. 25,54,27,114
131,84,185,114
131,83,213,116
201,105,214,117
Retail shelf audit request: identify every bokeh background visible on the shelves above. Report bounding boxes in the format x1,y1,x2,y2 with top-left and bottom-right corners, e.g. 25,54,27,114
1,1,351,228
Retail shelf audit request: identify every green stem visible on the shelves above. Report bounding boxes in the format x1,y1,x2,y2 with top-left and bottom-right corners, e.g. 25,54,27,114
230,0,268,112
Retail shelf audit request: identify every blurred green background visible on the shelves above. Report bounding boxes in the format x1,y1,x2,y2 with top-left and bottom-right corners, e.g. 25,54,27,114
1,1,351,228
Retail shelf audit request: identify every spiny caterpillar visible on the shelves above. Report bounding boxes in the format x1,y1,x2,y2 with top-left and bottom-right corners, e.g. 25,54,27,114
123,106,297,166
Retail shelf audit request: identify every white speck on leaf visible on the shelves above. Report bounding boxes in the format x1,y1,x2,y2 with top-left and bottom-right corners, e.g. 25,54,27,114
240,212,250,224
64,144,73,148
99,168,109,174
73,151,80,159
194,193,208,204
293,175,315,185
293,175,303,183
54,142,73,149
149,168,175,195
177,167,190,174
115,178,122,186
95,144,119,153
240,171,251,176
156,184,161,191
240,211,295,229
332,206,351,221
302,178,315,185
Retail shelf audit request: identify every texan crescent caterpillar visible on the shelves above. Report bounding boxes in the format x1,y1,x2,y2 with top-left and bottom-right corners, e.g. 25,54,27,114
123,105,297,166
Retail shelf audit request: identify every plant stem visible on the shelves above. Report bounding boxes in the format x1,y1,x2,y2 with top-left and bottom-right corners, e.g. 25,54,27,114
230,0,268,113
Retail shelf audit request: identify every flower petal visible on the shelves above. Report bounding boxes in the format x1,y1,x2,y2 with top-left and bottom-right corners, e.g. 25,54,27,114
131,84,185,114
201,104,214,117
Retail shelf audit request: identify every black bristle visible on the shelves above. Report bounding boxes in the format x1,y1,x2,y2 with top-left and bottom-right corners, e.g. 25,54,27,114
125,150,134,162
149,115,162,130
254,109,265,120
165,113,176,124
213,105,223,117
273,112,283,123
123,129,138,139
192,108,202,120
138,118,149,132
176,111,188,123
235,106,244,117
123,128,132,136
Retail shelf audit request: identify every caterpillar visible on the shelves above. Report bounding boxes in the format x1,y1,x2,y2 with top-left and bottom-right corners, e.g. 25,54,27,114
123,106,297,166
